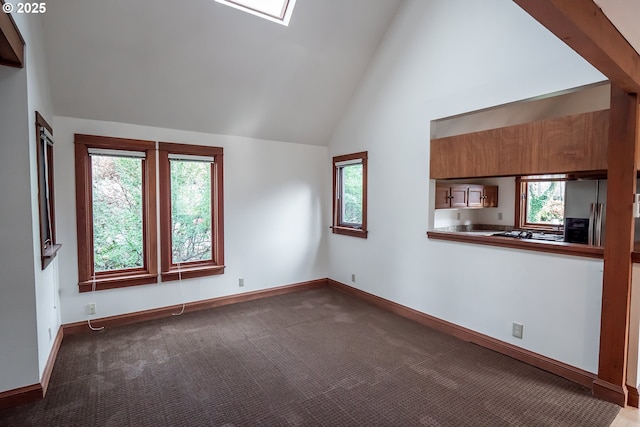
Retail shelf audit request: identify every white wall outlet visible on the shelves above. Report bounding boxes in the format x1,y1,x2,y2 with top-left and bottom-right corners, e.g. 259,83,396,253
351,274,356,283
88,303,96,315
498,212,503,220
456,211,461,220
239,278,244,287
512,322,523,339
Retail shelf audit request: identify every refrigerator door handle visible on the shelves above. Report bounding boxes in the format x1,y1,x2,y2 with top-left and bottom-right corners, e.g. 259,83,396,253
588,203,595,246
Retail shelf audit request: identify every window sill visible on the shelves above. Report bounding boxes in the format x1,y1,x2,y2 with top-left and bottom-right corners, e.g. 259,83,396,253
79,273,158,293
427,231,604,259
332,226,368,239
161,264,225,282
42,244,62,270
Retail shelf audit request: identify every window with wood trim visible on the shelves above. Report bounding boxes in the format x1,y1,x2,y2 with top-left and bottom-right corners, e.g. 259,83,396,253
36,112,61,269
159,143,225,281
332,151,368,238
74,134,158,292
516,175,566,232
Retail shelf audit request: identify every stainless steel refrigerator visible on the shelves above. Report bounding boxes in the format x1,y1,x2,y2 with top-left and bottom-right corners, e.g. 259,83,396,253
564,179,607,245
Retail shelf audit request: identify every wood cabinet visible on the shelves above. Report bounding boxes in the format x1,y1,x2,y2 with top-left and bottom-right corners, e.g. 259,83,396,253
468,185,498,208
430,110,609,179
435,185,468,208
436,184,498,209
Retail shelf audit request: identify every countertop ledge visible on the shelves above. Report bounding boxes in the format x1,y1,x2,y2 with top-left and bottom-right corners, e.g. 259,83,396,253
427,231,604,260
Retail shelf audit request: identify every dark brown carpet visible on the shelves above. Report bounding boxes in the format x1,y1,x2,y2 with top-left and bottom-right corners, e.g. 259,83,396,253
0,287,620,426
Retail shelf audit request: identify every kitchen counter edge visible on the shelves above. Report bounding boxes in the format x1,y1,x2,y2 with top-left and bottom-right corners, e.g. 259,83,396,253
427,231,604,260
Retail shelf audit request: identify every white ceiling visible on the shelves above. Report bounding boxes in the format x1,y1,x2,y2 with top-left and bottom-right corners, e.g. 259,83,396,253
40,0,401,146
40,1,640,146
594,0,640,56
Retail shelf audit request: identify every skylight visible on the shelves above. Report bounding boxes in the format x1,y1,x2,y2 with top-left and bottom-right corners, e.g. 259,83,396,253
215,0,297,26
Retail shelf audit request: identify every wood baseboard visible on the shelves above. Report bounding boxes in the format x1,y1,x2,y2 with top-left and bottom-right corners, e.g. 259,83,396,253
328,279,597,389
63,278,328,335
0,383,42,411
41,326,63,396
0,325,63,410
627,385,639,407
593,378,628,406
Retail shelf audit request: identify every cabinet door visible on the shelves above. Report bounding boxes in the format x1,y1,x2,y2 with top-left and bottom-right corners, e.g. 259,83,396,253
435,186,451,209
483,185,499,207
449,185,468,208
467,185,484,208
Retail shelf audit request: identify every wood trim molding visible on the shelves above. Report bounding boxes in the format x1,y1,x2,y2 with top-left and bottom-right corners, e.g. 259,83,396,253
593,379,627,407
328,279,598,389
596,87,638,406
0,0,24,67
64,279,327,335
513,0,640,94
0,383,42,411
628,385,639,408
0,326,63,410
41,327,63,396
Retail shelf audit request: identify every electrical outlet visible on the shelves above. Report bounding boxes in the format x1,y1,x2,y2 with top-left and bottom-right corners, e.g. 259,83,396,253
512,322,523,339
48,327,52,341
88,303,96,315
498,212,503,220
239,278,244,287
456,211,461,220
351,274,356,283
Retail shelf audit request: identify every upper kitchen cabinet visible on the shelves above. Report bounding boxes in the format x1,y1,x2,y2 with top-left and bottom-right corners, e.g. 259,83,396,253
435,184,469,209
436,183,497,209
430,109,609,179
466,184,498,208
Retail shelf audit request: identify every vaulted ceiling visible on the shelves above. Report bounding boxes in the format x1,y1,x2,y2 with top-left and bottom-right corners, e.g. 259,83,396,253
40,0,640,147
41,0,401,146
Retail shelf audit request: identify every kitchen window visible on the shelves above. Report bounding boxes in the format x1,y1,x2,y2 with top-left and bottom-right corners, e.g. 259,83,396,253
74,135,158,292
332,152,368,238
159,143,225,281
516,175,566,232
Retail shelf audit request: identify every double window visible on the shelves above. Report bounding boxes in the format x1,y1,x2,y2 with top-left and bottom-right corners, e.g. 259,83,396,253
332,152,368,238
516,175,566,231
75,135,224,292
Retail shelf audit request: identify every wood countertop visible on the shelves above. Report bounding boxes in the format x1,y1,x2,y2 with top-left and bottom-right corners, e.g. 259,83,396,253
427,231,604,259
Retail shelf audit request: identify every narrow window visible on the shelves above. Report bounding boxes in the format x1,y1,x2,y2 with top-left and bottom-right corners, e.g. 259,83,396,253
36,112,61,269
516,175,566,231
332,152,368,238
159,143,224,281
75,135,157,292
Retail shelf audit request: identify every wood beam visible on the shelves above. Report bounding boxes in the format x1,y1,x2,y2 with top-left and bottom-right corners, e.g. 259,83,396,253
513,0,640,94
594,85,639,406
0,0,24,68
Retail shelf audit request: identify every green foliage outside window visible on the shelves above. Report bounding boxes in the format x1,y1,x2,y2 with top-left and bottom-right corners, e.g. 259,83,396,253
170,160,212,264
526,181,565,224
92,156,144,272
341,164,363,225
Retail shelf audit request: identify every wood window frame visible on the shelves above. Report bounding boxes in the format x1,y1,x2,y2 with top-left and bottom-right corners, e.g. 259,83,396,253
515,175,566,233
332,151,368,239
35,112,61,269
74,134,158,292
159,142,225,281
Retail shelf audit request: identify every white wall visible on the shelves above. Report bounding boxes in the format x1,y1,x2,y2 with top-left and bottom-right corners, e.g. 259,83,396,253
54,117,327,324
22,13,60,384
0,11,58,392
327,0,606,372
